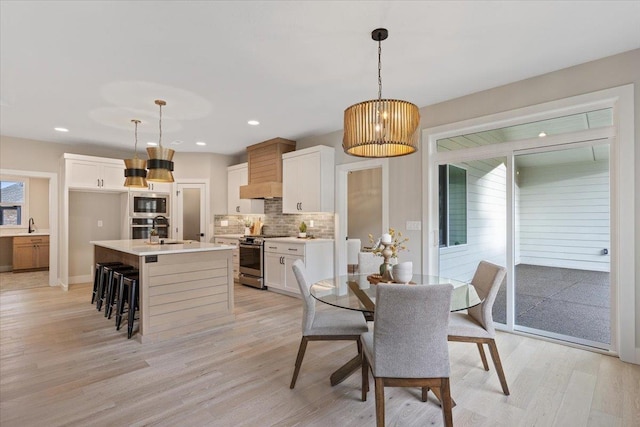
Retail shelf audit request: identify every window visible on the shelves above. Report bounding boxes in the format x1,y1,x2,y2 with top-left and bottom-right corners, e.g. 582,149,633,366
439,165,467,247
0,179,27,226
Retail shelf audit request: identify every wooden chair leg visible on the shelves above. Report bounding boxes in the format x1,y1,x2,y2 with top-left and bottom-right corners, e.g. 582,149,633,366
477,342,489,371
421,386,429,402
361,351,369,402
374,377,385,427
440,378,453,427
488,339,510,395
290,337,309,389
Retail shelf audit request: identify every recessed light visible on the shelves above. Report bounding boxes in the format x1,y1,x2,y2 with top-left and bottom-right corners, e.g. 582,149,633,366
54,127,69,132
170,140,183,145
147,141,158,146
196,141,206,146
248,120,260,126
538,131,547,137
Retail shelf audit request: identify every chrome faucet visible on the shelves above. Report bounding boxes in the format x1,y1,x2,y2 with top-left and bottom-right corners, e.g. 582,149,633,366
28,217,35,233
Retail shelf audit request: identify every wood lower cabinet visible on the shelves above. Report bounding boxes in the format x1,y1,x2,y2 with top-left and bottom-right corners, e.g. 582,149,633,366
13,235,49,271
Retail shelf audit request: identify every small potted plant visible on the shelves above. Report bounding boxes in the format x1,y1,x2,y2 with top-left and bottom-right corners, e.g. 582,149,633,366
149,228,159,244
298,221,307,238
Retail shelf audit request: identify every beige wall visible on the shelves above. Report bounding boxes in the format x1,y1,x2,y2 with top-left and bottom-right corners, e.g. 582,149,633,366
29,177,49,230
68,192,123,277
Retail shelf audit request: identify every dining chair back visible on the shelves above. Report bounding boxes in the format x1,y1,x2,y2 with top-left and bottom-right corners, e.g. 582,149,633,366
448,260,510,395
361,283,454,427
289,259,368,389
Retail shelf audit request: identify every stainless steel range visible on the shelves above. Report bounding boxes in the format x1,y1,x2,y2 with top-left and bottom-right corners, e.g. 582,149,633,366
238,235,288,289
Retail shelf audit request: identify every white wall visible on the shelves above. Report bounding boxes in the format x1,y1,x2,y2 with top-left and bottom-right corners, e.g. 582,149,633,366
439,158,507,282
518,160,610,271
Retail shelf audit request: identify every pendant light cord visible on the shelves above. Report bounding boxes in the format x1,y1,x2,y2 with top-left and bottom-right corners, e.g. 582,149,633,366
158,103,163,148
131,119,141,158
378,38,382,100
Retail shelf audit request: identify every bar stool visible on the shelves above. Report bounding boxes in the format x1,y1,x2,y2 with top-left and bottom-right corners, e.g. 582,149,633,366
105,268,138,319
92,262,124,305
115,272,140,339
96,264,135,312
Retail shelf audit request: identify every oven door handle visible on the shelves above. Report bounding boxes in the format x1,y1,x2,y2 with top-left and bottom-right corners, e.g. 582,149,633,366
239,243,260,249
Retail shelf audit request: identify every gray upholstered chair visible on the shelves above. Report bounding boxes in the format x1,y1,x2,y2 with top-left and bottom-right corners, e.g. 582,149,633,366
290,259,368,389
361,283,454,427
448,260,510,395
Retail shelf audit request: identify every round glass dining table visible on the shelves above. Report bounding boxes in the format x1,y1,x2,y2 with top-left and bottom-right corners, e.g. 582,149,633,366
309,273,482,313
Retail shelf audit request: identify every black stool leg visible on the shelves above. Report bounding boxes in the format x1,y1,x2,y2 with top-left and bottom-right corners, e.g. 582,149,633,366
127,278,138,339
91,264,101,304
106,271,124,319
116,278,128,330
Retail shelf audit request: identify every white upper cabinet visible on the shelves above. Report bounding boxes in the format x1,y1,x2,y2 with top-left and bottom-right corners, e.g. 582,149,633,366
64,153,127,192
282,145,335,213
140,182,173,194
227,163,264,214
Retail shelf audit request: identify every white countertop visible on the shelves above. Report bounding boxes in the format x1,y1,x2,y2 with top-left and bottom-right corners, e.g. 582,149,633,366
91,239,233,256
214,234,244,239
0,231,50,237
264,237,334,244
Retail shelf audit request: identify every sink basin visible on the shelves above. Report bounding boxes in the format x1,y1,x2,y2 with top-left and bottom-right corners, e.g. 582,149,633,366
159,239,190,245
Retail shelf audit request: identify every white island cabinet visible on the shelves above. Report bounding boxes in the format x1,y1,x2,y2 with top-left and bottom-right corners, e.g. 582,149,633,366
91,240,234,343
282,145,334,213
264,238,333,295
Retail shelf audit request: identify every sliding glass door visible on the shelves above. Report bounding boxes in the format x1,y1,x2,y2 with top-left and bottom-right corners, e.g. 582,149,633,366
513,143,610,348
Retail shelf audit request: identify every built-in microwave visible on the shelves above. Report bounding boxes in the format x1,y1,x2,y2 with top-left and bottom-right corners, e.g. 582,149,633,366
129,192,170,218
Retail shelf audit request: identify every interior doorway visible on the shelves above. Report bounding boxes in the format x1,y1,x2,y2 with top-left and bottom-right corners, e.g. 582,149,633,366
175,181,208,242
335,159,389,275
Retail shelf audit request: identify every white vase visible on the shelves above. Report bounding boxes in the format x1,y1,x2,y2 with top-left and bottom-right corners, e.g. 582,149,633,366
392,261,413,284
244,227,251,235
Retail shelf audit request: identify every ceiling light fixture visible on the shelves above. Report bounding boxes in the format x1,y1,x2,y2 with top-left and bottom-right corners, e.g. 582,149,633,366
343,28,420,158
54,127,69,132
538,131,547,137
123,119,148,188
248,120,260,126
146,141,158,146
146,99,175,182
196,141,206,146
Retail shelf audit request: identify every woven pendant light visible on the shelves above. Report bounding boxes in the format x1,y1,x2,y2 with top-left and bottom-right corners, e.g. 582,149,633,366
343,28,420,158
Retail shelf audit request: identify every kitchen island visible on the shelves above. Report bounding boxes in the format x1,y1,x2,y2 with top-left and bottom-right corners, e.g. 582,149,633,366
91,239,235,343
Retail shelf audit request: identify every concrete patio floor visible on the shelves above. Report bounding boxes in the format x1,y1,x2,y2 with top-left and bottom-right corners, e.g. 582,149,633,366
493,264,610,346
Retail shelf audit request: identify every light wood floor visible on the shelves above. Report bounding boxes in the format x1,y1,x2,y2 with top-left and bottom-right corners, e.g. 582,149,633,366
1,282,638,427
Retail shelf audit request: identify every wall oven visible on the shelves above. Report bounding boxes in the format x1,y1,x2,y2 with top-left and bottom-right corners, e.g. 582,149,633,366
130,192,170,218
131,216,170,240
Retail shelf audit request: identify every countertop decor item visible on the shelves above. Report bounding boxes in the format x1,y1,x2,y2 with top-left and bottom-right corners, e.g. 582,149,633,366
123,119,148,188
343,28,420,158
146,99,175,182
298,221,307,238
369,228,409,282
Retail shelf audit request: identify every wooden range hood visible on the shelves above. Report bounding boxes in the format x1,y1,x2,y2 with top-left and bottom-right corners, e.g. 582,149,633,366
239,137,296,199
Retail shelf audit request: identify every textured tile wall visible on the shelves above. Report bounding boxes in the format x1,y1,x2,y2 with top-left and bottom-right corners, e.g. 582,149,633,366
214,199,334,238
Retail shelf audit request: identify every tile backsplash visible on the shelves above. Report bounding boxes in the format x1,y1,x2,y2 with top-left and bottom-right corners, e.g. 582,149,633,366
214,199,334,238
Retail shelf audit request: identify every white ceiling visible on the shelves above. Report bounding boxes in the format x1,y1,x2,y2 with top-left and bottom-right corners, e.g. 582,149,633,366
1,1,639,157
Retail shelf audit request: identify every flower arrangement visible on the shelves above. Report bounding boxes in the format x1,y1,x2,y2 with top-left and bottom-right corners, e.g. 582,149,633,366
368,228,409,258
240,217,253,228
